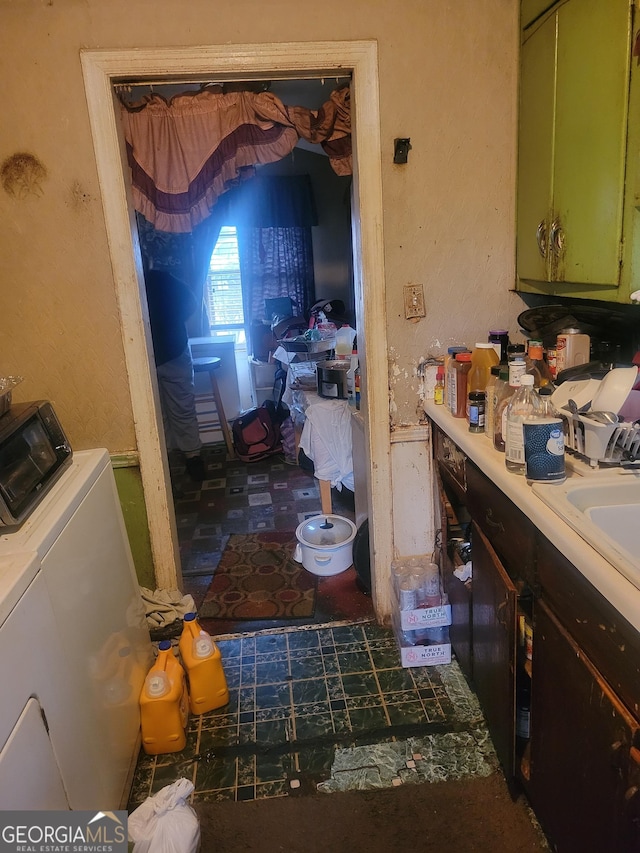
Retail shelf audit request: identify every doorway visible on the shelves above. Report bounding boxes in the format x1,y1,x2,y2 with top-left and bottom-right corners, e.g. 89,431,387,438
81,41,394,620
121,74,355,420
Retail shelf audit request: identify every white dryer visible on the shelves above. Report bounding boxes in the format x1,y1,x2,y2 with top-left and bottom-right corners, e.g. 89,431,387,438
0,449,152,810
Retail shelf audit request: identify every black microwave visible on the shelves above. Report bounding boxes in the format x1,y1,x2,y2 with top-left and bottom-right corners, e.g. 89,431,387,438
0,400,73,529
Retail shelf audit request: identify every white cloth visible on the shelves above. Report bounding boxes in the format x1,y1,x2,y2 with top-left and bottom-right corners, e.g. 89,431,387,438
140,587,196,628
453,561,473,583
299,397,354,491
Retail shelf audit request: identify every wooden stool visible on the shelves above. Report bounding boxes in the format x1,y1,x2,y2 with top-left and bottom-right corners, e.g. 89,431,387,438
192,357,235,458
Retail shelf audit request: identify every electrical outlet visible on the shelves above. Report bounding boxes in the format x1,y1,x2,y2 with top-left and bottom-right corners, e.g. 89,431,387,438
403,284,425,319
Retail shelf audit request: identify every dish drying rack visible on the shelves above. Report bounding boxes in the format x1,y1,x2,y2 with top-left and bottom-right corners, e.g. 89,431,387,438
561,413,640,467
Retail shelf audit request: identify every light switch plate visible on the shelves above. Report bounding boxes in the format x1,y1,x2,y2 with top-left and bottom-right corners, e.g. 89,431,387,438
404,284,425,319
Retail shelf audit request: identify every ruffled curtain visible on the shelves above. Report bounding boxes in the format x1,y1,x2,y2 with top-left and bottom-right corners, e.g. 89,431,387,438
120,85,351,234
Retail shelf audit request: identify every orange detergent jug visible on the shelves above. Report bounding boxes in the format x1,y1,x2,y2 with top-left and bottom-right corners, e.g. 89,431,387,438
139,640,189,755
179,613,229,714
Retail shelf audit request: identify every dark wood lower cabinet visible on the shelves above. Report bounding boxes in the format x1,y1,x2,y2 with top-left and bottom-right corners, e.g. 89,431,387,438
470,521,517,778
530,601,640,853
430,418,640,852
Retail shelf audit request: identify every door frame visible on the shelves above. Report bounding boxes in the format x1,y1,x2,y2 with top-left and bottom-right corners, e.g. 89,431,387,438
81,40,394,617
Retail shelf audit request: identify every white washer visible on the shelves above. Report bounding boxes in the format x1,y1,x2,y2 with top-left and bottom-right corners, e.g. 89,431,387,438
0,449,152,809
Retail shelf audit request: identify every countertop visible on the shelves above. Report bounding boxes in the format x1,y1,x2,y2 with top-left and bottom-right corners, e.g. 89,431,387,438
424,401,640,633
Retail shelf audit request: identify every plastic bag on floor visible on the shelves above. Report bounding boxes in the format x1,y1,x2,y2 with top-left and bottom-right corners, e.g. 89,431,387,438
129,778,200,853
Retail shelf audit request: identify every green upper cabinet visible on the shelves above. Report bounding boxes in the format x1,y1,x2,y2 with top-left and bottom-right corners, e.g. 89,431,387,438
516,0,634,301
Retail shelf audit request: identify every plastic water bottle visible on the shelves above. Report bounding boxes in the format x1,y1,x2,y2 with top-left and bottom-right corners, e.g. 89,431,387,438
139,640,189,755
505,374,542,474
179,613,229,714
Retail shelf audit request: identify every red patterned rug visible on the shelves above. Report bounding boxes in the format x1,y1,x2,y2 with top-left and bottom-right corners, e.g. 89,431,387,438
199,532,317,620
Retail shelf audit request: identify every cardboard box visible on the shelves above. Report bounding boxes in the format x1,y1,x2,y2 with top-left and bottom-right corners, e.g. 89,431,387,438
390,555,452,667
392,605,452,668
399,643,452,667
400,603,451,631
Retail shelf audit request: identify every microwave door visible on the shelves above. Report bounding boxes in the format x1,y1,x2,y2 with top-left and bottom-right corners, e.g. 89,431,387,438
0,422,57,516
2,455,42,504
22,421,57,474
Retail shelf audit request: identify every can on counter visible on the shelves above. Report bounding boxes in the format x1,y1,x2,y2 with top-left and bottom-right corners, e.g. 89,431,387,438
523,417,566,483
555,330,590,375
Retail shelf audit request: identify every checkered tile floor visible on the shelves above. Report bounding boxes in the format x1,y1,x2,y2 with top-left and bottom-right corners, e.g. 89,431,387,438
128,622,496,806
130,447,496,806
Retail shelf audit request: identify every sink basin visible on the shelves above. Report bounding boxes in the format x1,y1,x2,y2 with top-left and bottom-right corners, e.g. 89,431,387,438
531,475,640,590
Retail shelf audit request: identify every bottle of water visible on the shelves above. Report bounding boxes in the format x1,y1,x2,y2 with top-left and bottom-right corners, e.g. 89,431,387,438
505,374,542,474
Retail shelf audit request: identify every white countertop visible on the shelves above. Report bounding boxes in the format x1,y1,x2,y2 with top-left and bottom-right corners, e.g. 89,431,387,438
424,401,640,633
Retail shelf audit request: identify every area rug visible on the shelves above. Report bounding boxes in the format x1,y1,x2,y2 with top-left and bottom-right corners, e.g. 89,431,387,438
195,773,548,853
199,532,317,620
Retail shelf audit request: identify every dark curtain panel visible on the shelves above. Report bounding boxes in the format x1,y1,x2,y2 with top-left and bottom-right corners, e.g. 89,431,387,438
237,225,315,323
136,212,222,336
228,175,317,351
137,174,317,342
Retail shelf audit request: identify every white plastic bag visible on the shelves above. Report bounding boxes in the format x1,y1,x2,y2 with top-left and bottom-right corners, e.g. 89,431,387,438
128,778,200,853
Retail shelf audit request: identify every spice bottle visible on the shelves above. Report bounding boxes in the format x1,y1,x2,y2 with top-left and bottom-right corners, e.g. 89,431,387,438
505,374,543,474
445,346,470,412
451,352,473,418
468,391,486,433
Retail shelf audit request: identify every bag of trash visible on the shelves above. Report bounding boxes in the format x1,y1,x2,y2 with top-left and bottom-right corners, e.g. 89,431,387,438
128,778,200,853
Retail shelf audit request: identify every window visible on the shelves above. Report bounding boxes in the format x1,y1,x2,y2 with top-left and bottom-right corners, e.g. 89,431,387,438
206,226,245,345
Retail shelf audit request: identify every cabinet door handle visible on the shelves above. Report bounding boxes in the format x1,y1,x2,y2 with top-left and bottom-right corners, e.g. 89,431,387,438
550,217,565,257
610,740,626,770
496,597,510,628
485,508,505,533
624,786,640,822
536,219,547,258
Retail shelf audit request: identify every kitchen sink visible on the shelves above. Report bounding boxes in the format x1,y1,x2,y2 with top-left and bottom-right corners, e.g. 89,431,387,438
531,474,640,590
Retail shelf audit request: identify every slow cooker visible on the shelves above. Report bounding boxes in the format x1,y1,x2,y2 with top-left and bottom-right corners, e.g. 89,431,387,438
294,514,357,576
317,360,350,399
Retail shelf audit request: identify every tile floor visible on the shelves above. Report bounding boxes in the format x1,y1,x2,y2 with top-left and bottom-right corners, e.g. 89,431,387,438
128,621,497,807
130,445,496,808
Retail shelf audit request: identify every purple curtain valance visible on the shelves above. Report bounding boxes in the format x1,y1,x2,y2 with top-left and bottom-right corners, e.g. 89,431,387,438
120,86,351,234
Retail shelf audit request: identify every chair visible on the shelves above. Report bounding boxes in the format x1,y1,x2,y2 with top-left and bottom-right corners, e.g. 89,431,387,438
191,357,235,458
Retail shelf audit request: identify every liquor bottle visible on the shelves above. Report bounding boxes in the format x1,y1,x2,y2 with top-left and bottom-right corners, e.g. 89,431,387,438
527,339,554,388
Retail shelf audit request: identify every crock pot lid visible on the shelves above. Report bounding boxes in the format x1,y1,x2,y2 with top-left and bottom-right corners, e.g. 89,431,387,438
298,515,354,546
